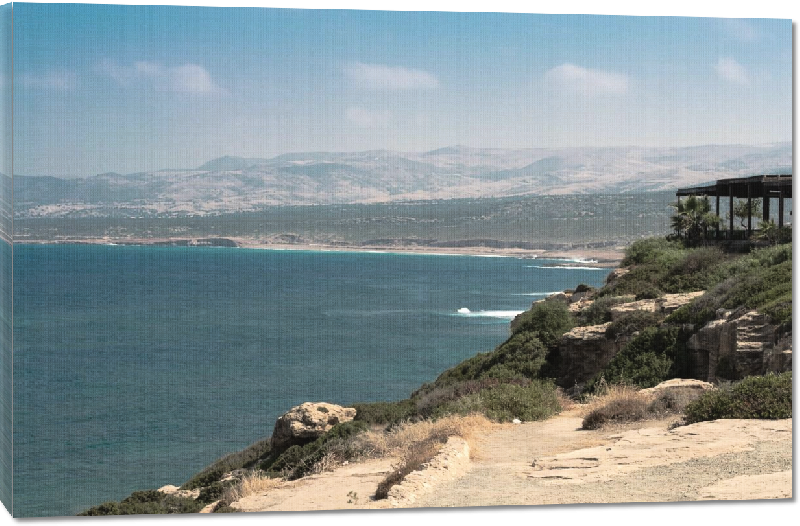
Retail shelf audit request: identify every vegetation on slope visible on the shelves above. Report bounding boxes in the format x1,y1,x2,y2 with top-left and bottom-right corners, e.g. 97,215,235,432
81,233,792,515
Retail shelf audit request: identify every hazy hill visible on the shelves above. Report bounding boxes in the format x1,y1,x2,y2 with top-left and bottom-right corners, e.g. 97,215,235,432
13,143,791,218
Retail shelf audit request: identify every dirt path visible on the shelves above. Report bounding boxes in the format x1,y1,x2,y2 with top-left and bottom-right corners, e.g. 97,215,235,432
230,409,792,512
412,410,792,508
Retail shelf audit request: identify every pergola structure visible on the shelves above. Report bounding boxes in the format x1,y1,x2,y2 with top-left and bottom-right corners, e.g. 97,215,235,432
676,174,792,238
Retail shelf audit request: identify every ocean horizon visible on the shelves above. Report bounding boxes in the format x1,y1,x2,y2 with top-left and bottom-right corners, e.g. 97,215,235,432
13,244,609,517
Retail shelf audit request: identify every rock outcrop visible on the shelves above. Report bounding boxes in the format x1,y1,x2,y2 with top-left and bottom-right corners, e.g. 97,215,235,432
609,299,658,320
558,323,620,386
686,309,791,382
658,292,704,314
639,378,714,395
271,402,357,449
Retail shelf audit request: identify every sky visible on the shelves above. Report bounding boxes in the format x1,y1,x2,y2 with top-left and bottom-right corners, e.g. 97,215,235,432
7,2,794,177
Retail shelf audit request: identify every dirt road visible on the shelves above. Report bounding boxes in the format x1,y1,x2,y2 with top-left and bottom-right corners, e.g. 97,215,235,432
230,409,792,512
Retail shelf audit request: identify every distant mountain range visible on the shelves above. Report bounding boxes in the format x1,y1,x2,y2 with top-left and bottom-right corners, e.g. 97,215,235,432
13,143,792,218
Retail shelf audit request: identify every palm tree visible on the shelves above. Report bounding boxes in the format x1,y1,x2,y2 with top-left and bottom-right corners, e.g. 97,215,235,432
670,195,721,244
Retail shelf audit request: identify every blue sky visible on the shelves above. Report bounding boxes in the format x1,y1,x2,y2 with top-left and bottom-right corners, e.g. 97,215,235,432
10,3,793,176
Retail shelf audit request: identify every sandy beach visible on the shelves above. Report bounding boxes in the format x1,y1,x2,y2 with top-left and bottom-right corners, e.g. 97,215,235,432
18,236,626,267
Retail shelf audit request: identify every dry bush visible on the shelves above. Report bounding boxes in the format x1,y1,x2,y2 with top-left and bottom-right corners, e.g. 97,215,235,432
555,388,575,412
374,437,443,500
351,413,492,461
221,473,283,504
580,384,650,417
580,385,656,430
647,387,704,415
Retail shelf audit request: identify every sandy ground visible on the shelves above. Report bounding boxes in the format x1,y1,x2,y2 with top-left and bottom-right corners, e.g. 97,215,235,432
230,409,792,512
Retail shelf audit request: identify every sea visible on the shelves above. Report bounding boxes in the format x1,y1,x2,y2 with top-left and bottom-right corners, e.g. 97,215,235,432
12,244,610,517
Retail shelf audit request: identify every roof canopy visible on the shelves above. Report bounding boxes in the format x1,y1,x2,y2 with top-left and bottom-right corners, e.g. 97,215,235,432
676,174,792,198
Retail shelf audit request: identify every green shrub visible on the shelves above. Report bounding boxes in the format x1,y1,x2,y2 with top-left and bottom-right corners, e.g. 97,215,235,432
488,332,549,378
197,480,235,504
181,437,272,490
602,277,663,300
684,373,792,424
260,420,370,479
606,311,662,340
478,380,561,422
352,399,417,425
579,296,631,325
79,491,204,516
430,330,550,389
593,326,680,389
622,238,685,266
509,300,574,348
414,377,529,417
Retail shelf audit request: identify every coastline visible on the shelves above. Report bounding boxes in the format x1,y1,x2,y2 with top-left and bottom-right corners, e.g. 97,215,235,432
16,237,625,267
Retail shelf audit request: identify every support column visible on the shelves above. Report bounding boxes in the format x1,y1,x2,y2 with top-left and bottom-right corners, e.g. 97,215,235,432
715,194,720,239
762,185,770,223
747,183,752,237
778,189,784,228
729,191,734,236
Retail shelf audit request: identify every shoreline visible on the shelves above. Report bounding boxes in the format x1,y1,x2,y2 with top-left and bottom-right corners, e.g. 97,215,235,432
16,237,625,267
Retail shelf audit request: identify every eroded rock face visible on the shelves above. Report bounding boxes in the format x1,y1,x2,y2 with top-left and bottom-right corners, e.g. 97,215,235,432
558,323,619,386
271,402,357,449
687,310,791,382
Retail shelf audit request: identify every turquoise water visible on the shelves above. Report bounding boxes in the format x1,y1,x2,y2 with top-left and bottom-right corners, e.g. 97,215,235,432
13,245,610,517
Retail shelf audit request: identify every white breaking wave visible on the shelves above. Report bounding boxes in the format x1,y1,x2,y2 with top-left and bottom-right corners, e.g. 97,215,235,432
455,308,524,319
511,291,563,296
547,257,599,264
526,265,606,271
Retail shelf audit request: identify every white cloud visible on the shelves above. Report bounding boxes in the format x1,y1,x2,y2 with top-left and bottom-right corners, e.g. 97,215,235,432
19,70,78,91
723,19,758,42
345,62,439,90
98,60,223,94
346,106,392,127
715,57,749,85
544,63,628,96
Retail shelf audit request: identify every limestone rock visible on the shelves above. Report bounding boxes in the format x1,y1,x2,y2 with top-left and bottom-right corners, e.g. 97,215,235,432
657,291,704,314
558,323,620,386
570,291,591,304
687,310,790,382
609,299,657,321
605,267,629,284
568,298,593,314
545,292,570,304
640,378,714,395
271,402,357,449
157,485,200,499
